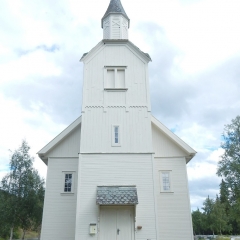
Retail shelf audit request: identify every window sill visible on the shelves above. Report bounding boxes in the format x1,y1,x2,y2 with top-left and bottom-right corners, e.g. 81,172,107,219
104,88,128,92
160,191,174,193
61,192,74,195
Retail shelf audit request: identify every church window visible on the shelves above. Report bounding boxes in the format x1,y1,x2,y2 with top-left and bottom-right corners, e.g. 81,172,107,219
114,126,119,143
112,125,121,146
104,66,127,90
62,172,75,194
64,173,72,192
160,171,172,192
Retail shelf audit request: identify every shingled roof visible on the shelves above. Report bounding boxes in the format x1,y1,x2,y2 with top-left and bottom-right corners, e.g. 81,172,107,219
96,186,138,205
102,0,130,27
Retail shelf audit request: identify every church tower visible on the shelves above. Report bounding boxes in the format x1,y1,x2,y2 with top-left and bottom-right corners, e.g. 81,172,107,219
75,0,156,239
102,0,130,39
79,0,152,154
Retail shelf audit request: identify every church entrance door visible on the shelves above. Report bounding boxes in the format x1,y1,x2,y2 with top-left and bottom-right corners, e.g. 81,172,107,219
100,206,134,240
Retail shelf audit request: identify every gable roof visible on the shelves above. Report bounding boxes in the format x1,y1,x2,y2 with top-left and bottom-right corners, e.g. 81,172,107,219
80,40,151,63
37,115,196,164
37,116,81,163
151,116,196,162
102,0,130,28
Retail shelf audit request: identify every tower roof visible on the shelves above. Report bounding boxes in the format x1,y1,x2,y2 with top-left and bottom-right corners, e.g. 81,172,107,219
102,0,130,27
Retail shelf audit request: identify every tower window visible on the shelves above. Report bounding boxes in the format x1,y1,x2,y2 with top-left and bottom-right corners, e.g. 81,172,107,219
104,66,127,90
112,125,121,146
114,126,119,143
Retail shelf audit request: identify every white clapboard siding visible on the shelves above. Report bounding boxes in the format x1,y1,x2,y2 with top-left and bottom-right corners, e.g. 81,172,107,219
155,157,193,240
152,123,188,157
75,153,157,240
47,124,81,157
41,158,78,240
80,107,152,153
82,44,149,108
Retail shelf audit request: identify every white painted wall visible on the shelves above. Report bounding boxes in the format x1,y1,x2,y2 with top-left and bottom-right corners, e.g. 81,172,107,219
75,153,157,240
47,125,81,158
154,157,193,240
82,44,150,109
80,107,152,153
41,157,78,240
152,123,188,158
81,42,152,153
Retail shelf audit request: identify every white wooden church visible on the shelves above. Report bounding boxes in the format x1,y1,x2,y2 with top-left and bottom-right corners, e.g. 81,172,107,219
38,0,196,239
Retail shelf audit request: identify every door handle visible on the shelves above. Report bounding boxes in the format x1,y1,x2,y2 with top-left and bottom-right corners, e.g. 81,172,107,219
117,229,120,235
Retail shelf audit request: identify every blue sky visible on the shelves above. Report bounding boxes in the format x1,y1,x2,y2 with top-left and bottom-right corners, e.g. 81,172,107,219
0,0,240,210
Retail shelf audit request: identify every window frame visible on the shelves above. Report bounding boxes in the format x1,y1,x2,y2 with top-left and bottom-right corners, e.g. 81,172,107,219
159,170,173,193
112,124,121,147
61,171,75,194
104,66,128,91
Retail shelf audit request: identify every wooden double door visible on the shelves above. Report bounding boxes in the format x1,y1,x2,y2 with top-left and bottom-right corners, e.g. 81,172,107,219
100,206,134,240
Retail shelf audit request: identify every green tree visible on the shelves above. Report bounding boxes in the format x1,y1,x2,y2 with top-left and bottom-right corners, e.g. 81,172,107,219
229,198,240,234
192,208,204,235
220,179,229,204
217,116,240,234
217,115,240,201
0,140,45,240
0,190,18,239
202,196,215,235
211,195,231,235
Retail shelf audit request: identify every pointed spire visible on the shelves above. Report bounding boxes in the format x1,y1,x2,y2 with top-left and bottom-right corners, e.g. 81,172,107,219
102,0,130,28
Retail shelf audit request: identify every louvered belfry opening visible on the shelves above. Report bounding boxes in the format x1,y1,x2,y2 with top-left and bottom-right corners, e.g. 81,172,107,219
102,0,130,39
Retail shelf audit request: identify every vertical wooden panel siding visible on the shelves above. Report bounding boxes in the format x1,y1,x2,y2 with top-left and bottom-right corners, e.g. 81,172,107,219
80,107,152,153
75,153,157,240
41,158,78,240
152,123,188,158
47,125,81,157
155,157,193,240
83,45,148,107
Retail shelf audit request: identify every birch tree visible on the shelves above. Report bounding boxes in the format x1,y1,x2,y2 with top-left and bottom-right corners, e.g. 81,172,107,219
0,140,45,240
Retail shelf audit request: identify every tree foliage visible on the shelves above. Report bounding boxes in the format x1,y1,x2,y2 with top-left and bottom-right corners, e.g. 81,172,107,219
217,115,240,201
192,116,240,235
0,140,45,240
192,195,231,235
192,208,204,235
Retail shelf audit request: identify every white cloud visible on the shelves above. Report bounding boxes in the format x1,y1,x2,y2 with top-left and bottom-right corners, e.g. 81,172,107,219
0,50,62,84
127,0,240,74
207,148,224,163
0,94,67,180
187,160,217,181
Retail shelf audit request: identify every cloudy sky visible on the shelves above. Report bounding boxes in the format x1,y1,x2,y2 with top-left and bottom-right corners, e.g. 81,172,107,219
0,0,240,210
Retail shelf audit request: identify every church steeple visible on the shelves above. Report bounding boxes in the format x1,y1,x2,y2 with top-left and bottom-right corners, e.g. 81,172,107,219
102,0,130,39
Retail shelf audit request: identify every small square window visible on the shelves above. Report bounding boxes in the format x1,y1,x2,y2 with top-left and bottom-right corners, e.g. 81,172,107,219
159,171,172,193
62,172,75,194
112,125,121,146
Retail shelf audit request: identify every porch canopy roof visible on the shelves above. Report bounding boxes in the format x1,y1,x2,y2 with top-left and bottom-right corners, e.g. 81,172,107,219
96,186,138,205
